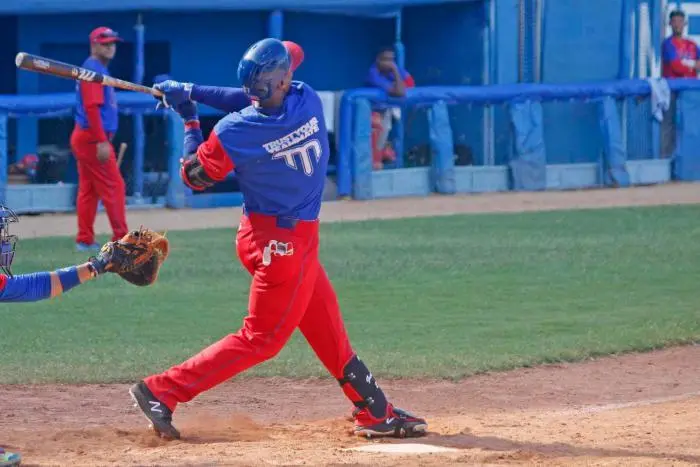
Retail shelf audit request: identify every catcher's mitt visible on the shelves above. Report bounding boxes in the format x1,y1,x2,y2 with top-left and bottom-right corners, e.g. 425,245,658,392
96,227,170,286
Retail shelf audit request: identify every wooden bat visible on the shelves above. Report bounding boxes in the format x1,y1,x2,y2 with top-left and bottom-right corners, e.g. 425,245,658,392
14,52,163,97
117,142,127,168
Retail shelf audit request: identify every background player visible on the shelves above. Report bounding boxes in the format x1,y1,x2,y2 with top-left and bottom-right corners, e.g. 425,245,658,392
0,204,134,466
70,26,129,252
662,9,700,78
129,38,428,440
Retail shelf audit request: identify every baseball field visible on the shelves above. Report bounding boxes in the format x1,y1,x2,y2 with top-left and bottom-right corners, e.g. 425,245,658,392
2,183,700,466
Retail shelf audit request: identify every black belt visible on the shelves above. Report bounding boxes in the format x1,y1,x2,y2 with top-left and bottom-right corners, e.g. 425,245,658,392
242,207,299,230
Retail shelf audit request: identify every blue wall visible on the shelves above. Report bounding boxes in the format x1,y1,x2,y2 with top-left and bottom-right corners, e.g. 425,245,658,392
494,0,518,165
541,0,624,164
12,10,399,161
285,12,394,90
4,1,636,171
403,1,486,163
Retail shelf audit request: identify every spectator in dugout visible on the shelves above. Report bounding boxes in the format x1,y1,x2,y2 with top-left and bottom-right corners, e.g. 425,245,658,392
365,46,415,170
661,9,699,157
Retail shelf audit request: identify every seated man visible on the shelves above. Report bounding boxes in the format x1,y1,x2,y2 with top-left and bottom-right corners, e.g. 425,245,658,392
365,46,415,170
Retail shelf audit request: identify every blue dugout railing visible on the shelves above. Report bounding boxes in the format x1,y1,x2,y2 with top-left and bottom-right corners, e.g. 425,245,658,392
0,92,188,208
3,78,700,210
336,78,700,197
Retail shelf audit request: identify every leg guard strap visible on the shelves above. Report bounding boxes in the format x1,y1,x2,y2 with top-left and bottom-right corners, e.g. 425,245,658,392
337,355,388,419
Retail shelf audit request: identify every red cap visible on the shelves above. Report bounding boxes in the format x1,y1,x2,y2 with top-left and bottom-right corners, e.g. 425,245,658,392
283,41,304,72
89,27,123,44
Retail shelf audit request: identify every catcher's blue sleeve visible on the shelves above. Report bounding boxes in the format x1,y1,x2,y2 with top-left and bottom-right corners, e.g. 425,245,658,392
0,272,51,303
190,85,252,114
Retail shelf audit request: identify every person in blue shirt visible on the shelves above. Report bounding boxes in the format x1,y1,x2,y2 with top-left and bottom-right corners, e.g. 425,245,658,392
128,38,427,441
365,46,415,170
71,26,129,252
0,204,131,466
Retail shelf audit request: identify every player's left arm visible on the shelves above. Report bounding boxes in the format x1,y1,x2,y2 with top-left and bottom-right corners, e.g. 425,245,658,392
190,85,252,113
153,81,252,114
0,262,102,303
177,105,235,191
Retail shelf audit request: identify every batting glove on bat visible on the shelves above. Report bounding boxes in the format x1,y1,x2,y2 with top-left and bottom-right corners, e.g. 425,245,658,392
154,80,194,110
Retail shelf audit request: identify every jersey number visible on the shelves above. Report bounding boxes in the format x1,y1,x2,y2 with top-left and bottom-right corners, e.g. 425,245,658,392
272,139,322,176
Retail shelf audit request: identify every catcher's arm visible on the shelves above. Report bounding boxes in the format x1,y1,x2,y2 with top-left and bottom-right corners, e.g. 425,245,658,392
0,261,103,303
0,229,169,302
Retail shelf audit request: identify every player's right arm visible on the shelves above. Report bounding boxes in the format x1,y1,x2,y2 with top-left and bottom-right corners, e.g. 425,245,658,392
367,64,411,98
662,38,695,76
78,60,109,143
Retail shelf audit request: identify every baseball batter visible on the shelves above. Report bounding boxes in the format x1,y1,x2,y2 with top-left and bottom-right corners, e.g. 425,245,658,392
0,204,141,467
129,38,427,440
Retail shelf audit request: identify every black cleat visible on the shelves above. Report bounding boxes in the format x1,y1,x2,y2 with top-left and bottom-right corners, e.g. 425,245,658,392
129,381,181,440
354,405,428,439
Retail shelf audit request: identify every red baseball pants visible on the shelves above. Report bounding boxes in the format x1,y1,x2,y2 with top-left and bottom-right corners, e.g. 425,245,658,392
70,127,128,244
144,212,356,411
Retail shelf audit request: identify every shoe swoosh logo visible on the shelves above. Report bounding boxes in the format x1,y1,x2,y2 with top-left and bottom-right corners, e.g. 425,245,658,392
385,417,395,424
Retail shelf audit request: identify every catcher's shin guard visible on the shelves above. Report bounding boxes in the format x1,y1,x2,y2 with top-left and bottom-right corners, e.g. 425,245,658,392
338,355,427,438
129,381,181,440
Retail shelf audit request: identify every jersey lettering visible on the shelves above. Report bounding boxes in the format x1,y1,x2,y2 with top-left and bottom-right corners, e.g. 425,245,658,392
262,117,320,154
272,139,322,176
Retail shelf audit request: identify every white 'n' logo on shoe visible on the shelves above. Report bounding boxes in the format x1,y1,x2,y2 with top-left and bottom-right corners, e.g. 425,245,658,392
149,401,162,413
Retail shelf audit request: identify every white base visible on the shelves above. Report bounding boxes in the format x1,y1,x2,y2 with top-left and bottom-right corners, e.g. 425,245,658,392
345,443,461,454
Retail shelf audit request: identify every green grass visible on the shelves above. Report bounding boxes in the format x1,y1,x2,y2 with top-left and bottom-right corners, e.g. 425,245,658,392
1,204,700,384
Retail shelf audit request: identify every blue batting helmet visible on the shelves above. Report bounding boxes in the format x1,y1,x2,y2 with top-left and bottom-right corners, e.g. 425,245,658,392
0,205,18,277
237,38,291,101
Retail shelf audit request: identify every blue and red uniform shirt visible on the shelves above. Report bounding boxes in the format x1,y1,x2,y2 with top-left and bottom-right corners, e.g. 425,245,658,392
74,57,119,141
193,81,329,221
365,64,415,110
662,35,700,78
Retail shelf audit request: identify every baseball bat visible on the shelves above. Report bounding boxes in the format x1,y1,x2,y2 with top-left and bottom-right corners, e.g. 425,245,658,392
117,142,127,168
14,52,163,97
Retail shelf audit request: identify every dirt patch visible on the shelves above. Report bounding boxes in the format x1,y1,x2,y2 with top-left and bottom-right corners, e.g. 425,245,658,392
3,347,700,466
4,184,700,465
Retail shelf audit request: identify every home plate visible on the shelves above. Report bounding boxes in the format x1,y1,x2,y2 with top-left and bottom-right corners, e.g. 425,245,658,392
345,443,461,454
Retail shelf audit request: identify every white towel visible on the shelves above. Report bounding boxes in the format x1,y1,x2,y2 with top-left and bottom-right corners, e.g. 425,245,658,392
647,77,671,122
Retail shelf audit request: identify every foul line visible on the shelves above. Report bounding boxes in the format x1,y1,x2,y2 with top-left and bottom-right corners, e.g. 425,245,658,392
553,390,700,416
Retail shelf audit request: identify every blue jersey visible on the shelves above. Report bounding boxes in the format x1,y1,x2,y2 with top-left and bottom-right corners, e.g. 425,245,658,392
200,81,329,221
0,272,52,302
74,57,119,135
